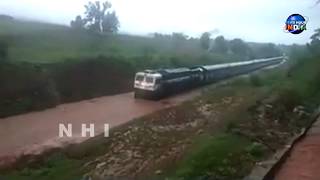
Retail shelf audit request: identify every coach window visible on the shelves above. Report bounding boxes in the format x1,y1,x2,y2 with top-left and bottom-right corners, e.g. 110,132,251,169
135,75,144,81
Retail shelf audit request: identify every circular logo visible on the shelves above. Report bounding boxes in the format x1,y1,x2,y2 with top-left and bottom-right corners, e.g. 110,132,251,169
285,14,307,34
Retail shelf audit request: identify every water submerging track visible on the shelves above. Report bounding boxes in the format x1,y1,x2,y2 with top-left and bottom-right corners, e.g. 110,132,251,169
0,90,203,166
0,57,285,168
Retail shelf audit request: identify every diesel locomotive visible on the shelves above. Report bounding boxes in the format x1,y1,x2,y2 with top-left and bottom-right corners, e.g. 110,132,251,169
134,56,285,99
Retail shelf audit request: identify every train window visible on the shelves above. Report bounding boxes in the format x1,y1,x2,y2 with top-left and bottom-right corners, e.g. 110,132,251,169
135,75,144,81
145,77,154,83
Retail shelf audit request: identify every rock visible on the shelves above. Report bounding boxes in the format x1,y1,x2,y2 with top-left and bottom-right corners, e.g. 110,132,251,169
155,170,162,175
96,162,106,169
160,155,166,160
197,129,204,134
82,174,92,180
190,121,198,128
265,104,273,109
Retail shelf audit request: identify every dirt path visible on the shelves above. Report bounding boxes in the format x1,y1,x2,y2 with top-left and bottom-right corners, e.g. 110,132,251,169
274,117,320,180
0,90,203,166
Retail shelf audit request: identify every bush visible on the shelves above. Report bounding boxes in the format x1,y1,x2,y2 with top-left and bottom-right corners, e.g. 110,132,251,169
249,74,263,87
173,135,253,179
0,40,8,61
275,85,302,112
0,62,59,117
52,56,135,102
245,142,267,159
0,56,136,117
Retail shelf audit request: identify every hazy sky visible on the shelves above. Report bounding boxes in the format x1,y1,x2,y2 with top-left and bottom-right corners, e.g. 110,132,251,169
0,0,319,44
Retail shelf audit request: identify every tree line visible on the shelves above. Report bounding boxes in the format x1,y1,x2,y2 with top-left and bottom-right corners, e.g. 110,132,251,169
151,31,283,59
307,28,320,56
199,32,283,59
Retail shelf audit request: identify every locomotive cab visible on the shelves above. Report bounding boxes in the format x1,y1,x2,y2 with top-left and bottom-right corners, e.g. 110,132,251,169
134,71,162,91
134,70,163,99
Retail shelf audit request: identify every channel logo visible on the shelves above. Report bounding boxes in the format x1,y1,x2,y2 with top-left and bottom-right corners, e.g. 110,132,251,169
284,14,307,34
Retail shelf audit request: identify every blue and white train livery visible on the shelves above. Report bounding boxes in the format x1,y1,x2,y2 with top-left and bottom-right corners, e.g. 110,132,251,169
134,56,285,99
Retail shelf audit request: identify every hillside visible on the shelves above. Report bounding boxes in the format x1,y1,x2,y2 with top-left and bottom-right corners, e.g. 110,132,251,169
0,18,237,65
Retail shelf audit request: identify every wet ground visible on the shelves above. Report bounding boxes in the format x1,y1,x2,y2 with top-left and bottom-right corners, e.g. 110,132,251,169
0,89,204,167
274,117,320,180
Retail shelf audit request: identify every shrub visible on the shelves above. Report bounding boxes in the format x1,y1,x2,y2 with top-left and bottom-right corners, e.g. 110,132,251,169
0,56,136,117
275,85,302,112
0,40,8,61
0,62,59,117
52,56,135,102
249,74,263,87
245,142,267,159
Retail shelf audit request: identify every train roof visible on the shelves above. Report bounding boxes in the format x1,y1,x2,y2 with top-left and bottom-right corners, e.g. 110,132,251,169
136,56,284,76
136,68,192,79
202,56,283,71
157,68,191,74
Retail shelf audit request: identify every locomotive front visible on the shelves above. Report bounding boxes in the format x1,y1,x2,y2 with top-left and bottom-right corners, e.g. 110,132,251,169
134,70,162,99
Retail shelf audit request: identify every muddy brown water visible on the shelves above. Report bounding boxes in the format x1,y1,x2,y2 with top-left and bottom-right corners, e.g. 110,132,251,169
0,90,203,165
273,117,320,180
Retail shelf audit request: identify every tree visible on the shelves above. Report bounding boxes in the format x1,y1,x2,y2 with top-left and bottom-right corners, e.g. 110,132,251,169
102,11,120,33
70,15,86,29
229,38,250,57
311,28,320,41
264,43,281,57
200,32,211,50
212,36,228,54
308,28,320,55
0,40,8,61
71,1,120,33
172,33,188,41
153,33,171,40
172,33,188,48
84,1,109,32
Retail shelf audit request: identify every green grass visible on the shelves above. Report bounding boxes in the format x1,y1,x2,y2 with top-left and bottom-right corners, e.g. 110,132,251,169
0,135,261,180
168,134,260,180
0,153,84,180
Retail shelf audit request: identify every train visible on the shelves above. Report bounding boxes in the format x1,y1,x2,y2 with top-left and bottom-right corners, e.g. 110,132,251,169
134,56,285,100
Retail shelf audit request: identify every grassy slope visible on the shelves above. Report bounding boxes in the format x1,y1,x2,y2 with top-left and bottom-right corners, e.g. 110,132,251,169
168,55,320,180
0,153,84,180
0,18,236,65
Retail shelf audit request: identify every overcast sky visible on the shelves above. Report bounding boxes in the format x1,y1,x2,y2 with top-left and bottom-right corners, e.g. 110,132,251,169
0,0,319,44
